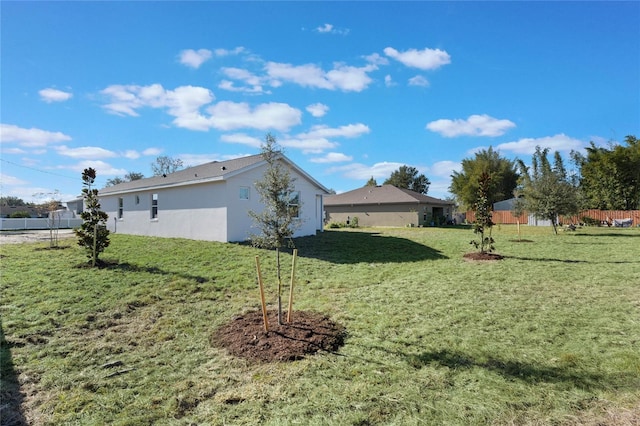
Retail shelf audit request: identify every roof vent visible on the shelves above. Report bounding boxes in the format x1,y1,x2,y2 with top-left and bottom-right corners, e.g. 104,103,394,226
221,166,226,171
162,174,167,178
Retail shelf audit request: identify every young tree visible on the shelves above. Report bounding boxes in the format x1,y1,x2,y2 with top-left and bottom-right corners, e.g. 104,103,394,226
75,168,110,266
384,165,431,194
518,147,579,235
248,134,302,325
151,156,183,176
33,190,62,248
511,189,526,241
450,147,519,210
470,172,495,253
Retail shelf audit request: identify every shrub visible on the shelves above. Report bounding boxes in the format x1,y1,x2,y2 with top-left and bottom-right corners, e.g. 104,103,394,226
9,211,31,218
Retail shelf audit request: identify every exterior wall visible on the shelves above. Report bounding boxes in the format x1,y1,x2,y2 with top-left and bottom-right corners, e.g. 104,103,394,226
226,163,326,241
325,203,454,227
325,204,421,227
101,182,229,242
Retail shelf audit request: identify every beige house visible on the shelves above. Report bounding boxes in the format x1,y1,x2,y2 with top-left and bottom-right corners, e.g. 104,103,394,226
324,185,455,227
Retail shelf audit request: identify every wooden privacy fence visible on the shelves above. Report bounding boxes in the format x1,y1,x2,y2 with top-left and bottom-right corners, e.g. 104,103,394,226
465,210,640,226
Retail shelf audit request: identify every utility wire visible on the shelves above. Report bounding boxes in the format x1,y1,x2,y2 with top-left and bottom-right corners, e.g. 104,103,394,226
1,158,82,182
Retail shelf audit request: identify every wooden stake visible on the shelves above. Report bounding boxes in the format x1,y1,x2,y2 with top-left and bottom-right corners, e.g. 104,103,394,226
255,256,269,332
286,249,298,323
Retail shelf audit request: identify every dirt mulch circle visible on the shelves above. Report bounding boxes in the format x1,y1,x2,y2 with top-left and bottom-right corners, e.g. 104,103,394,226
211,310,346,363
463,252,504,261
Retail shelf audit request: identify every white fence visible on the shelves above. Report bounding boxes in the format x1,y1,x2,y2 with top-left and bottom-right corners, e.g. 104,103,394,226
0,218,84,231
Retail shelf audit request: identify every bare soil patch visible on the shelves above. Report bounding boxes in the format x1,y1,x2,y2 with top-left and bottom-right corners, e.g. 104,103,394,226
463,252,504,261
211,310,346,363
0,229,75,245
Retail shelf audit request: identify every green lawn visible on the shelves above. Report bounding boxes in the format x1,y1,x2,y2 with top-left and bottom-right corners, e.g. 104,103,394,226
1,225,639,425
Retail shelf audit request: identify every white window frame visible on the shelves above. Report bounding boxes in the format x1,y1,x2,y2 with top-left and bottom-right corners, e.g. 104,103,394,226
151,193,158,219
239,186,250,200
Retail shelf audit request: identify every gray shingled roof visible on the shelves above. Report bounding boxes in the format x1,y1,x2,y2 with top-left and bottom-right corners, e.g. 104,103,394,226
99,154,265,195
324,185,452,206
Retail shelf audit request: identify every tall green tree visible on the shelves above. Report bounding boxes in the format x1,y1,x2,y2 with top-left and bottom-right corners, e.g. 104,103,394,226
248,134,302,325
365,176,378,187
449,147,519,210
0,196,26,206
151,156,183,176
384,165,430,194
75,168,110,266
572,135,640,210
518,147,579,235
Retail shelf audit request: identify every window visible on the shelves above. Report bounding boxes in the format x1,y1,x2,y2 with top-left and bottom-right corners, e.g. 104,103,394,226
151,193,158,219
239,186,250,200
118,198,124,219
288,191,300,218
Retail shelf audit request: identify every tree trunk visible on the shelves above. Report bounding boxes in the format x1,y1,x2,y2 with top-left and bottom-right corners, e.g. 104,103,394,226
276,247,282,325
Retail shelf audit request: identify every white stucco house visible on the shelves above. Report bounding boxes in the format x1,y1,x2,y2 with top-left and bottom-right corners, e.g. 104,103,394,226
98,154,329,242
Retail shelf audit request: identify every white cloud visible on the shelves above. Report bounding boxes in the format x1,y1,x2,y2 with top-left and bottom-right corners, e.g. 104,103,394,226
384,75,396,87
408,75,429,87
179,49,212,69
220,133,262,148
364,53,389,66
496,133,584,154
310,152,353,163
55,145,117,159
123,150,140,159
0,124,72,147
39,88,73,103
426,114,516,137
327,161,405,180
206,101,301,132
0,173,28,186
265,61,376,92
306,103,329,118
101,84,301,132
428,160,461,178
384,47,451,70
280,137,338,154
219,67,267,93
214,47,245,57
143,147,163,156
2,147,27,154
66,160,127,176
299,123,370,139
315,23,349,35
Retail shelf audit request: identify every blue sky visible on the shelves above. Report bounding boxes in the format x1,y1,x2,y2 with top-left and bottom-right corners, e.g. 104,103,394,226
1,1,638,204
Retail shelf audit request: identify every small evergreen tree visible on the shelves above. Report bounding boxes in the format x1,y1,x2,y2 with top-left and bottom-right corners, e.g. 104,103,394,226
470,172,495,253
248,134,302,325
75,168,110,266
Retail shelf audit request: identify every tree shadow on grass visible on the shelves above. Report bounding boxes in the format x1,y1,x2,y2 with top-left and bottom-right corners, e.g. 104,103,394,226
362,344,628,392
293,230,447,264
573,232,640,238
1,322,28,426
74,260,210,284
408,349,610,389
502,255,588,264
